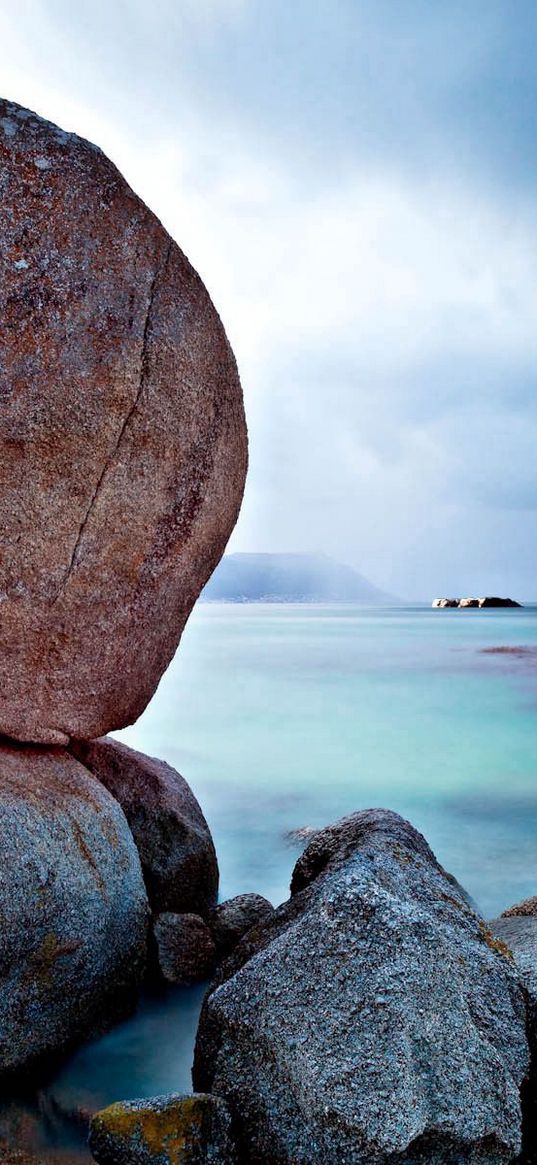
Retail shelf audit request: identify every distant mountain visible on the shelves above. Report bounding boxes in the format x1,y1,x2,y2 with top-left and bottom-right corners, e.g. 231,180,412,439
200,552,394,603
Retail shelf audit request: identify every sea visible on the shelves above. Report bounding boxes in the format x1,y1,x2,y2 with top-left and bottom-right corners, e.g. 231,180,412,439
5,601,537,1161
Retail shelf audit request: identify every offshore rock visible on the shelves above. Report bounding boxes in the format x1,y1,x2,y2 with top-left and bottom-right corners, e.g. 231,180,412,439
432,597,522,609
210,893,274,959
70,738,218,915
89,1093,236,1165
0,744,148,1074
153,913,216,985
0,98,247,745
194,809,529,1165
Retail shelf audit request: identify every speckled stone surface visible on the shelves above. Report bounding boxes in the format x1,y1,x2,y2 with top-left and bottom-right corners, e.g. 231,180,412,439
209,893,274,958
194,809,529,1165
502,896,537,918
0,743,148,1074
89,1093,236,1165
154,913,216,985
70,738,218,915
490,916,537,997
0,97,247,745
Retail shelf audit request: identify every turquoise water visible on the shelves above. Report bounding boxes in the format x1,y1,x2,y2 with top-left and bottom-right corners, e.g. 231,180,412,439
120,602,537,919
6,602,537,1160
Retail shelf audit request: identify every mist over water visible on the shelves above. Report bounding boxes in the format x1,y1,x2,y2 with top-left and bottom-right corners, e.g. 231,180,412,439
5,601,537,1160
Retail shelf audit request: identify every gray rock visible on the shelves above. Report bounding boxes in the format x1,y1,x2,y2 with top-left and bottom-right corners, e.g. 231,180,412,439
210,894,274,958
70,737,218,916
194,809,529,1165
490,916,537,1003
478,597,522,608
0,744,148,1075
489,915,537,1163
154,913,215,985
89,1092,236,1165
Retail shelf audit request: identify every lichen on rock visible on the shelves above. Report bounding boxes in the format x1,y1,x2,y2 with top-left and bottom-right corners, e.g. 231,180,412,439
89,1093,236,1165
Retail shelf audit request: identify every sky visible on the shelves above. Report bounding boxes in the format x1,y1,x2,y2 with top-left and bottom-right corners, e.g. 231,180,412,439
2,1,537,599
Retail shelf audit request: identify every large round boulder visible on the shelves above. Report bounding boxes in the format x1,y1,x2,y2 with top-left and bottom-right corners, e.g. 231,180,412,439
0,97,247,746
70,737,218,915
0,744,148,1074
194,810,530,1165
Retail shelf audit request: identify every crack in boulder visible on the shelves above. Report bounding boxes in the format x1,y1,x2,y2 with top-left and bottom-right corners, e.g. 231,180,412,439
50,240,173,603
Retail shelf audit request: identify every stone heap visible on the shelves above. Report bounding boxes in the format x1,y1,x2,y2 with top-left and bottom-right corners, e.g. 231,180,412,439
91,810,537,1165
0,97,247,1075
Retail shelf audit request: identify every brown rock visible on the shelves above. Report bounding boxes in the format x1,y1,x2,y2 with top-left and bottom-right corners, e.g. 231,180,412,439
70,737,218,915
210,893,275,958
502,896,537,918
0,743,148,1074
153,912,216,984
0,98,247,745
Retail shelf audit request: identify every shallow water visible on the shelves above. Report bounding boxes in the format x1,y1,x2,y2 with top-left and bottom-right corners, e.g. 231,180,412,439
5,602,537,1159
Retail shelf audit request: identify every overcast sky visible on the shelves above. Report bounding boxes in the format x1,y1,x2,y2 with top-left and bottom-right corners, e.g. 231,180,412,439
2,1,537,598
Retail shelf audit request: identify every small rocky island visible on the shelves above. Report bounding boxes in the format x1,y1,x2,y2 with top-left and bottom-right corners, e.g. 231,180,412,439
432,597,523,609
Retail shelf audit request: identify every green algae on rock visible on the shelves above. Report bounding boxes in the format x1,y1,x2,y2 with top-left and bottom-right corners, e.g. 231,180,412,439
89,1093,236,1165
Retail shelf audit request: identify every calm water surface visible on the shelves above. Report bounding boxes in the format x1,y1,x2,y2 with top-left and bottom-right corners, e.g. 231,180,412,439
6,602,537,1159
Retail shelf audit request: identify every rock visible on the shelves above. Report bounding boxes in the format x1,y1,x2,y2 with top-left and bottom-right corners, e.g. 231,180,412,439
489,916,537,1163
154,913,215,984
0,98,247,746
478,597,522,608
481,647,537,658
432,597,522,610
89,1093,236,1165
194,809,529,1165
210,894,274,958
0,743,148,1074
0,1101,87,1164
284,825,320,844
502,895,537,917
0,1152,78,1165
70,738,218,915
489,916,537,1003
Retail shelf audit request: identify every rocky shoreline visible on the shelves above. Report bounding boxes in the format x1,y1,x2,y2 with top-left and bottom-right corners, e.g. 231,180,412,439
2,97,537,1165
84,808,537,1165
